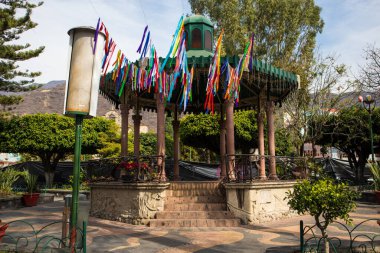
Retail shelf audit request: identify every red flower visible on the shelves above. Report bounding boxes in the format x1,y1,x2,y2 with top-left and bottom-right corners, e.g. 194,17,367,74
117,161,149,171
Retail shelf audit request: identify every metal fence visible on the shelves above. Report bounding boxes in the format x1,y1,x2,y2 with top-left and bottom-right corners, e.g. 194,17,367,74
300,219,380,253
85,155,164,182
226,154,308,182
0,220,86,252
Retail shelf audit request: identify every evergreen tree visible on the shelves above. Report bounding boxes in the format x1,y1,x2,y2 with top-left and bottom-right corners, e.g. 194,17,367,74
0,94,23,111
0,0,45,90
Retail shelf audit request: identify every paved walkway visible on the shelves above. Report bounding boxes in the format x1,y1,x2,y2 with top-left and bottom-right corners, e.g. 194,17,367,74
0,200,379,253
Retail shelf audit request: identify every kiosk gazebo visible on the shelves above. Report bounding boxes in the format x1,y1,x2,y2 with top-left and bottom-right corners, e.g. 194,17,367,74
90,15,300,226
99,14,299,181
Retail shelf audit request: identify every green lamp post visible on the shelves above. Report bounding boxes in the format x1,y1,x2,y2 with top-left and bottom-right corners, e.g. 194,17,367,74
359,95,376,162
65,26,105,249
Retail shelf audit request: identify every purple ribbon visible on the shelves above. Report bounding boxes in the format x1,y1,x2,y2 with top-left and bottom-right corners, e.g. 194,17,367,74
141,31,150,58
93,18,100,54
137,25,148,53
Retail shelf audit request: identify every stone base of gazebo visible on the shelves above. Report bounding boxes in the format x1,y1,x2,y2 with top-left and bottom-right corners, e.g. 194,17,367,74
90,181,298,226
224,181,297,224
90,182,170,225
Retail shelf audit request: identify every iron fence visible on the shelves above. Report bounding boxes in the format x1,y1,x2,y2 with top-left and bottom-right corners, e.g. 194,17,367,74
226,154,308,182
85,155,164,183
0,220,86,253
300,219,380,253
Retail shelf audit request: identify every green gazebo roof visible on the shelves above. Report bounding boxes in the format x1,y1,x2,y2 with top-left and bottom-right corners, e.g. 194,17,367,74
186,50,213,58
99,55,299,113
184,15,213,26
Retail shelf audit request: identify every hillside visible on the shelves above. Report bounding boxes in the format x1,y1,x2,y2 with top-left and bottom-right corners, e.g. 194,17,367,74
2,81,158,132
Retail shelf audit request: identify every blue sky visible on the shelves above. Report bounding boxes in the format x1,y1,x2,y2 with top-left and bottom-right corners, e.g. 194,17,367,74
16,0,380,83
315,0,380,75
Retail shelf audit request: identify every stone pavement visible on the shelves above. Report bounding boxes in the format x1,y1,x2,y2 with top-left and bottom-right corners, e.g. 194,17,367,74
0,199,379,253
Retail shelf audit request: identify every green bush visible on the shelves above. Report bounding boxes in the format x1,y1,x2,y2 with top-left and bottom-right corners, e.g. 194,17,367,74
0,168,23,195
286,178,359,238
68,168,89,191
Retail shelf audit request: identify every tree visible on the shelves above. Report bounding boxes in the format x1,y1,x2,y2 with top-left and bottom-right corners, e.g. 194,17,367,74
317,106,380,182
189,0,323,87
286,178,359,252
0,114,117,186
0,0,44,90
358,44,380,94
180,110,258,154
0,94,23,112
97,120,121,158
275,127,296,156
281,54,348,156
189,0,326,157
180,113,220,153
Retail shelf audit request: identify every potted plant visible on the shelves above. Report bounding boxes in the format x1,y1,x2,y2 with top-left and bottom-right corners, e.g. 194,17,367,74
369,162,380,203
22,171,40,207
0,220,9,243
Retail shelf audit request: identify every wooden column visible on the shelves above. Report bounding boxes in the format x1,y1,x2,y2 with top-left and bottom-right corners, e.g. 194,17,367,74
219,106,227,178
225,99,235,180
173,106,180,181
120,103,129,157
156,95,166,181
257,98,266,180
266,100,278,180
132,108,142,159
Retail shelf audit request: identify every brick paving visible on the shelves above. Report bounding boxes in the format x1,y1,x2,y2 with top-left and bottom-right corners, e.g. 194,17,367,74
0,200,379,253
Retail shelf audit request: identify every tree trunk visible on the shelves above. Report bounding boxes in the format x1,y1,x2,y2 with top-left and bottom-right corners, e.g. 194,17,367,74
44,172,54,188
40,153,63,188
299,143,304,156
316,216,329,253
324,236,329,253
312,142,317,158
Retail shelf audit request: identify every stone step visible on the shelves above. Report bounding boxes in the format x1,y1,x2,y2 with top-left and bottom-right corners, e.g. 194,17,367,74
156,211,234,219
165,196,225,204
168,189,222,197
169,181,221,191
149,218,241,227
165,203,226,211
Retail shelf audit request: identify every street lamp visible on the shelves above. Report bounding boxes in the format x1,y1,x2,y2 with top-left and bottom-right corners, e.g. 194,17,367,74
359,95,376,162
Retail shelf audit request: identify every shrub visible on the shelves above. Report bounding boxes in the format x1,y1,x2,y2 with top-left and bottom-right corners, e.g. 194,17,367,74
0,168,23,195
286,178,359,252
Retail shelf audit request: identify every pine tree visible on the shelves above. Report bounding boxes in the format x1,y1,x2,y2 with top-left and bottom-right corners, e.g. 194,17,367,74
0,0,45,90
0,94,23,112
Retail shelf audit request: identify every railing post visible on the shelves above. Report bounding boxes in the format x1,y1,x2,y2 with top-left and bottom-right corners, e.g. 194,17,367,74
61,205,70,247
82,221,87,253
300,220,304,253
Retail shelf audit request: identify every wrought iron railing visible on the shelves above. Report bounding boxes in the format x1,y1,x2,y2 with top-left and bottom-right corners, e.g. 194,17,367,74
300,219,380,253
85,155,164,182
0,220,86,252
226,154,308,182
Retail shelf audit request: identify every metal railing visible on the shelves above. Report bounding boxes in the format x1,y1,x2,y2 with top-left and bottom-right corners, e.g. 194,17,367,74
226,154,308,182
300,219,380,253
0,220,86,253
85,155,165,183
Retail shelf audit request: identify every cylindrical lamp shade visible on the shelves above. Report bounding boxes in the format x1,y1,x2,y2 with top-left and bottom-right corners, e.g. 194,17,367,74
64,27,105,117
